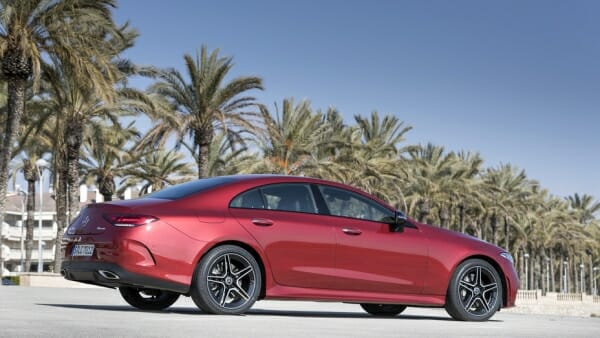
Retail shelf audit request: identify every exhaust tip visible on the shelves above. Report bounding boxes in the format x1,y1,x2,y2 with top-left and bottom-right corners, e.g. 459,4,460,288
60,269,67,277
98,270,120,280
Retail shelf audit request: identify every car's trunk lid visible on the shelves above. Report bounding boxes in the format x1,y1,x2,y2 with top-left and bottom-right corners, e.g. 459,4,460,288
66,198,170,235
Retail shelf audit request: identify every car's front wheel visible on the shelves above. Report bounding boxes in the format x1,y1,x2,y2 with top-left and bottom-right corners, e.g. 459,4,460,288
360,303,407,317
445,259,502,321
191,245,262,315
119,287,180,310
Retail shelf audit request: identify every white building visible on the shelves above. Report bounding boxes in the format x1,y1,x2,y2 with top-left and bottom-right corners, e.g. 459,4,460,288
1,192,57,275
1,186,136,275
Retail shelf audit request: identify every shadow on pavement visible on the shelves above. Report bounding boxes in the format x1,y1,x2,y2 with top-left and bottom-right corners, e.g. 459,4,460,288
37,303,462,321
37,303,200,315
248,308,455,321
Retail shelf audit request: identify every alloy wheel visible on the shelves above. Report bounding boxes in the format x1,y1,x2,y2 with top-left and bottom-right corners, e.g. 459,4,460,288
457,265,499,316
206,252,257,310
191,245,262,314
445,258,502,321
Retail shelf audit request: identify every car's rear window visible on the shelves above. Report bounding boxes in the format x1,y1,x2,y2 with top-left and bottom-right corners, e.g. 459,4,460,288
143,176,237,200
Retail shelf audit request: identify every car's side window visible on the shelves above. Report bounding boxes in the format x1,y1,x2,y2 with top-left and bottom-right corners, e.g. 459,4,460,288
261,184,318,214
318,185,393,222
230,188,265,209
230,184,319,214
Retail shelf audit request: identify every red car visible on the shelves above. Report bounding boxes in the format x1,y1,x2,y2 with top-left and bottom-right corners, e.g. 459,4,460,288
61,175,518,321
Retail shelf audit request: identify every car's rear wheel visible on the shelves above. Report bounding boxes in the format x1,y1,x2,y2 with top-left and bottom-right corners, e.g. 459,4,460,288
191,245,262,315
360,303,407,317
445,259,502,321
119,287,180,310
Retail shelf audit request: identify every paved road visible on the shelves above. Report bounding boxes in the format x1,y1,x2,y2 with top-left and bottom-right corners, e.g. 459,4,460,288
1,286,598,338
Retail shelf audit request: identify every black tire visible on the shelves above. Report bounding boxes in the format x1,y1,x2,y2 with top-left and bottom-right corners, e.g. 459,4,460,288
119,287,180,310
360,304,407,317
445,259,503,321
191,245,262,315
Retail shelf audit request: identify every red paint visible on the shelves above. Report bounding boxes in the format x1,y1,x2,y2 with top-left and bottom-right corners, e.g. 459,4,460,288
62,175,518,309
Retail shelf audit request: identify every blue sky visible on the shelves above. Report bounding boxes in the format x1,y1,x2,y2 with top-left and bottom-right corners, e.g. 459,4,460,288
114,0,600,199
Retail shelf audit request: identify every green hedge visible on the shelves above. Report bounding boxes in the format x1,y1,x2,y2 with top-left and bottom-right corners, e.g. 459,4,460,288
2,276,20,285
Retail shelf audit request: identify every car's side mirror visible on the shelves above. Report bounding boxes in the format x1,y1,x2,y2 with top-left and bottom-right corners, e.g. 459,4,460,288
389,210,409,233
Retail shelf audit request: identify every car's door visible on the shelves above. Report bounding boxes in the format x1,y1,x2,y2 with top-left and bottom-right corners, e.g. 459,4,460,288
317,185,428,294
229,183,337,289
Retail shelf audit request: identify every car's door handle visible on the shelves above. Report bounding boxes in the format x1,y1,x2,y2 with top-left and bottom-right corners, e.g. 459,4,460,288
342,228,362,236
252,218,274,226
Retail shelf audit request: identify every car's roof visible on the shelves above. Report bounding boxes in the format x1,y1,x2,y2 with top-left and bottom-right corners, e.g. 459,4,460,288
221,174,358,188
223,174,333,183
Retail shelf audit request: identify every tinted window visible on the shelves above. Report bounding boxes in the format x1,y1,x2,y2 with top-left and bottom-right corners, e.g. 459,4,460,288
319,185,393,222
261,184,318,213
230,189,265,209
144,177,236,200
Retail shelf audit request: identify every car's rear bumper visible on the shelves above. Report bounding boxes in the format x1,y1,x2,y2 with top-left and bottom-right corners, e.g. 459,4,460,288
61,261,189,294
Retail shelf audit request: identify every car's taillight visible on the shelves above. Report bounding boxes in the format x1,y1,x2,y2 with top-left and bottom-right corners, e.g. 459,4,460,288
102,214,159,227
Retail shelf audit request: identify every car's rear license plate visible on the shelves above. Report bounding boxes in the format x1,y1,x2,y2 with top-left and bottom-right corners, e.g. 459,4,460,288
71,244,95,256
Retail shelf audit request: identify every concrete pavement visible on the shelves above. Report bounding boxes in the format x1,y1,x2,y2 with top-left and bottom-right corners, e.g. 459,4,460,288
1,286,598,337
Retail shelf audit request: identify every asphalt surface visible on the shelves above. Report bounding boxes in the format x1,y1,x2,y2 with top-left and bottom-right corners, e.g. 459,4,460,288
1,286,598,338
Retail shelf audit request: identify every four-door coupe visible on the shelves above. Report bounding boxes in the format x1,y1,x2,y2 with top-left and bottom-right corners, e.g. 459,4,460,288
61,175,518,321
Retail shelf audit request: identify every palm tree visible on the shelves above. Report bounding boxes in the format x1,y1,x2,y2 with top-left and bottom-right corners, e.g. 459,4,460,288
245,98,331,175
524,191,569,291
0,0,124,237
81,122,140,201
567,193,600,226
13,156,40,272
452,151,485,233
143,46,263,178
35,31,145,272
202,131,254,177
354,112,412,156
405,143,461,225
564,194,600,293
337,112,412,204
481,164,534,247
120,148,195,196
8,81,53,272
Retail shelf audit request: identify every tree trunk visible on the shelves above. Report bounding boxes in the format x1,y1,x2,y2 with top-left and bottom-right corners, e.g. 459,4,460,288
473,222,482,239
24,179,36,272
567,253,571,292
590,255,594,295
541,252,546,294
418,199,430,224
559,254,564,292
195,127,213,178
53,172,68,273
102,192,113,202
52,118,84,273
534,252,541,291
504,216,510,251
518,250,525,288
98,174,115,202
439,207,449,229
550,251,555,292
531,252,535,290
490,213,498,245
459,204,466,233
65,118,83,223
575,257,580,293
0,76,28,277
572,256,577,293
